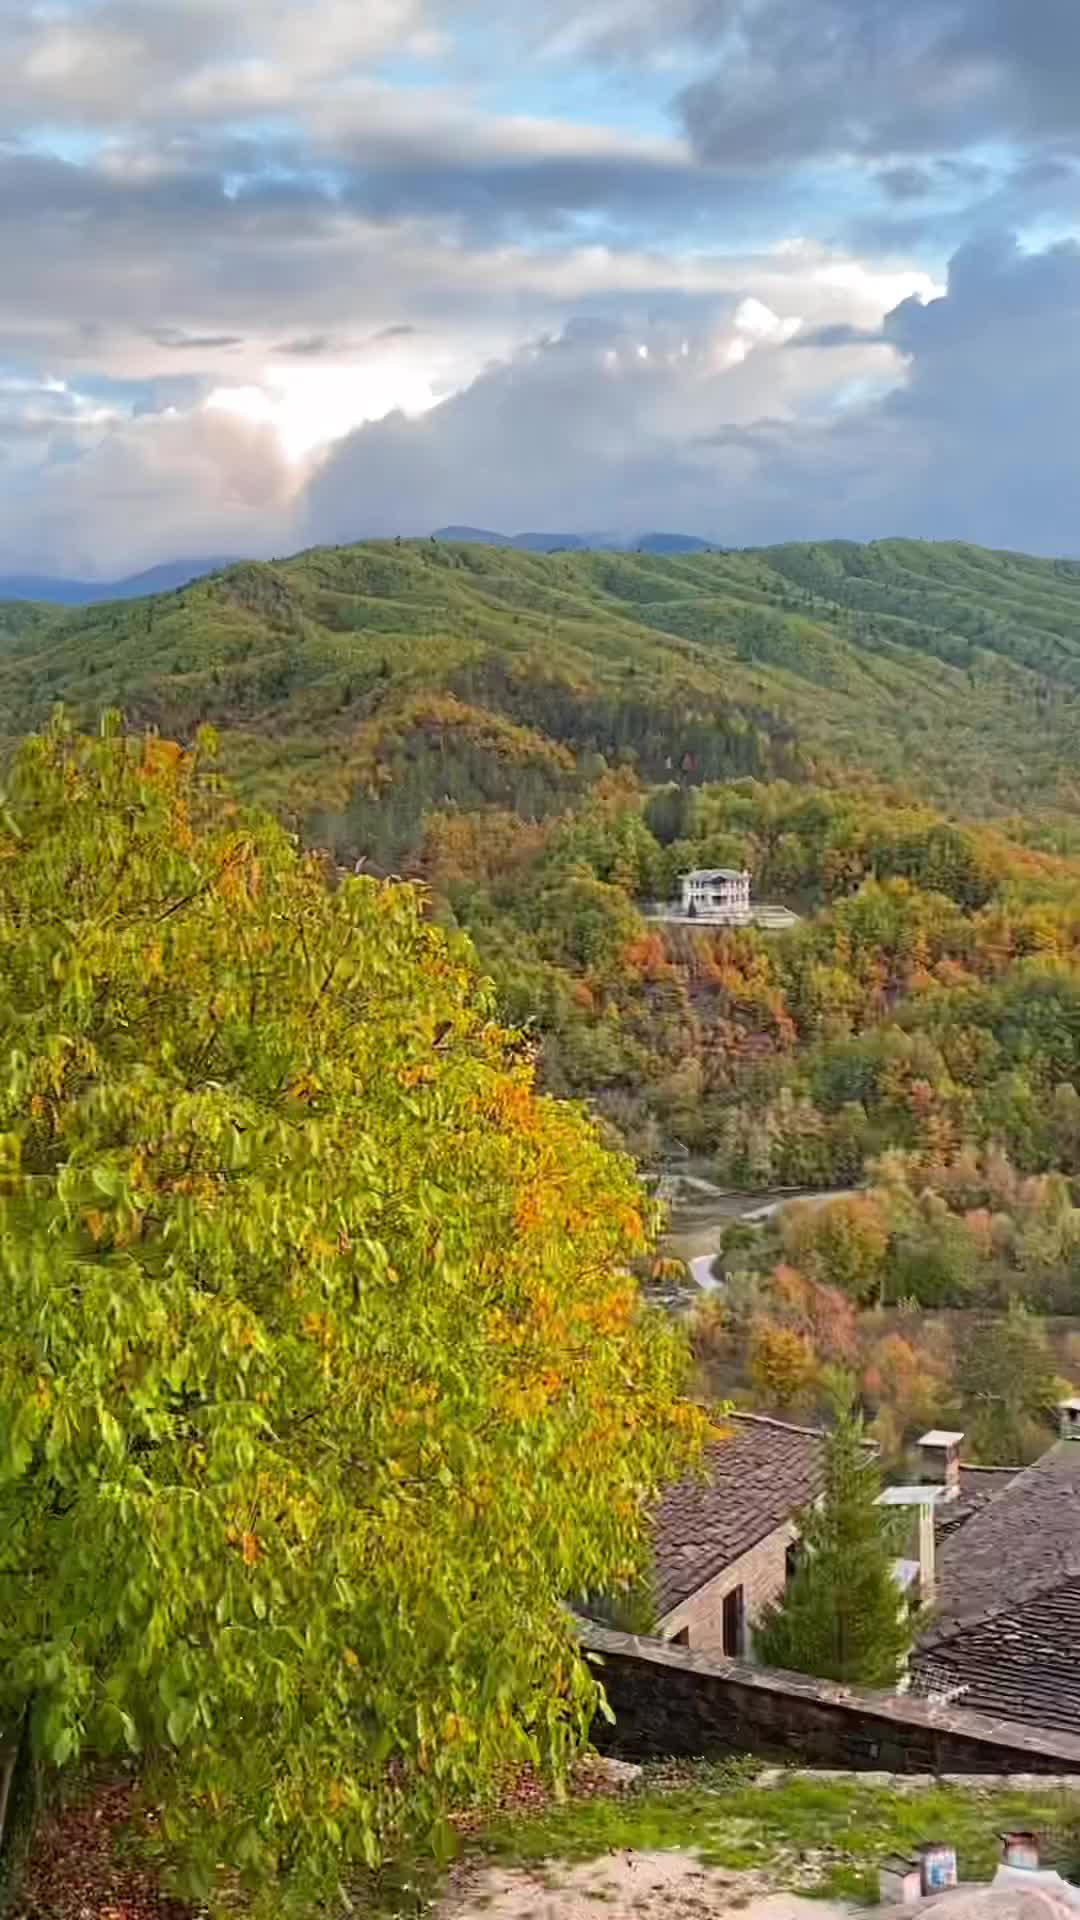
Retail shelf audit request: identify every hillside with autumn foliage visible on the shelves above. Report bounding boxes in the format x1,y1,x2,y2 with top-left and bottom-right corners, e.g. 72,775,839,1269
8,536,1080,1466
4,536,1080,1170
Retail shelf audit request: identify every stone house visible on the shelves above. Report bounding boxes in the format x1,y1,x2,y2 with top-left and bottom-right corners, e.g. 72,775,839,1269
877,1428,1020,1612
650,1413,831,1658
597,1405,1080,1747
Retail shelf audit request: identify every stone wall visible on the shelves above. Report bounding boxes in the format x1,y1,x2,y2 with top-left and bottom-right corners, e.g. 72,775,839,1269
581,1622,1080,1774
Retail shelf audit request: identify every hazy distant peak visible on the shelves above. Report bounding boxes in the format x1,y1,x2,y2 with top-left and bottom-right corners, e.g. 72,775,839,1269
431,527,714,554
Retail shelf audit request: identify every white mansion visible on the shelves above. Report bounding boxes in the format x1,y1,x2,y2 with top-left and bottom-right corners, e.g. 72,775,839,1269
679,868,753,925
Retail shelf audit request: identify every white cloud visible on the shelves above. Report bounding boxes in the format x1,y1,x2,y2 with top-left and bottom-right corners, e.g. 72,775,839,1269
302,295,901,543
205,351,440,457
531,0,710,61
0,402,299,577
298,232,1080,558
0,226,943,571
1,0,436,128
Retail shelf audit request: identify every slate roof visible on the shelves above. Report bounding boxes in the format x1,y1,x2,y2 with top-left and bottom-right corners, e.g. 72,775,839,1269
927,1443,1080,1636
912,1580,1080,1734
652,1413,828,1617
914,1442,1080,1735
935,1464,1024,1543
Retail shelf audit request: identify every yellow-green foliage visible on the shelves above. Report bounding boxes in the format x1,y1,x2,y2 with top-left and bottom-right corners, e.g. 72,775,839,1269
0,718,703,1913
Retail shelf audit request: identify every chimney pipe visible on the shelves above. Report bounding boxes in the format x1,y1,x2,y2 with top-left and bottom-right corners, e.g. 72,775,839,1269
877,1485,937,1609
918,1430,964,1503
1001,1834,1040,1872
917,1498,936,1608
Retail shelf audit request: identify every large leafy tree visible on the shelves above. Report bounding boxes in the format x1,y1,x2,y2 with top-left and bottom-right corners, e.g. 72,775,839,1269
753,1408,911,1687
957,1300,1059,1462
0,720,703,1911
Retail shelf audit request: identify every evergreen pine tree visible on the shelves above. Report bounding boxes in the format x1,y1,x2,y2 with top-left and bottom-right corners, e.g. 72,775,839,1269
754,1410,911,1686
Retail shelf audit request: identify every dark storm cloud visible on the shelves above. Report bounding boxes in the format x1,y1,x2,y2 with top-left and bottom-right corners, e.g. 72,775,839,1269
275,335,342,357
0,106,812,417
0,123,735,359
673,0,1080,173
848,149,1080,260
775,233,1080,553
877,168,936,204
0,145,449,368
0,147,351,370
0,2,730,251
274,325,417,357
338,147,700,234
939,0,1080,134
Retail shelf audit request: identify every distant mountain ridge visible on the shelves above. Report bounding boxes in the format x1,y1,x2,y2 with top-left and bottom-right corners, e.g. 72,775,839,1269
0,557,235,607
431,527,715,554
0,533,718,606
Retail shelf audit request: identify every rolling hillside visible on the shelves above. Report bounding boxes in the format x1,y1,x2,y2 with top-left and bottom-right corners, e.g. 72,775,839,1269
9,537,1080,1374
4,538,1080,846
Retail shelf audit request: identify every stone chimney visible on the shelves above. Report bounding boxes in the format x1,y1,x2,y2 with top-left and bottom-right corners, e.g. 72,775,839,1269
1059,1398,1080,1442
918,1430,964,1503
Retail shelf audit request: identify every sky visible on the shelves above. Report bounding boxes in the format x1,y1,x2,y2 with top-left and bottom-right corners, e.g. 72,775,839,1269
3,0,1080,575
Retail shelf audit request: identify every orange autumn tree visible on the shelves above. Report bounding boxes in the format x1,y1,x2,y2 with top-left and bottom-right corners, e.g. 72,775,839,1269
0,718,704,1914
781,1193,890,1304
748,1322,817,1411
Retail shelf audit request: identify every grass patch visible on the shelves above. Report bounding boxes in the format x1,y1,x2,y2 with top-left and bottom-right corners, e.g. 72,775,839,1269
475,1770,1080,1896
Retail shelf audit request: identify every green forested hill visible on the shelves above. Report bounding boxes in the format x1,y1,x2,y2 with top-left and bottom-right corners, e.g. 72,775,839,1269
5,537,1080,845
11,536,1080,1464
9,531,1080,1165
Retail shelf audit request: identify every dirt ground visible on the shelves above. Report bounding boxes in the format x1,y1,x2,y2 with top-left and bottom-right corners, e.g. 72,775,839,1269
437,1859,859,1920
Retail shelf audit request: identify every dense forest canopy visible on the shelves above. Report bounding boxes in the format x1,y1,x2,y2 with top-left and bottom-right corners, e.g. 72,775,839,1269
6,536,1080,823
5,536,1080,1166
8,534,1080,1470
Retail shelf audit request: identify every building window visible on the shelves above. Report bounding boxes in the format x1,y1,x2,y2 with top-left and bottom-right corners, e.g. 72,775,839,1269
721,1585,745,1658
785,1540,801,1583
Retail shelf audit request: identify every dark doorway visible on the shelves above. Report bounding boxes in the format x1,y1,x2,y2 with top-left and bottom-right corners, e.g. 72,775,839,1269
721,1585,745,1658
